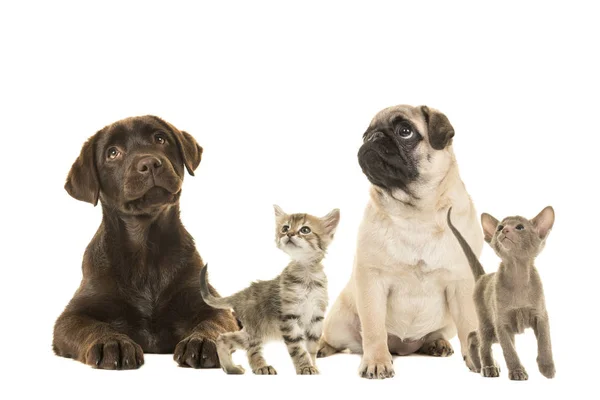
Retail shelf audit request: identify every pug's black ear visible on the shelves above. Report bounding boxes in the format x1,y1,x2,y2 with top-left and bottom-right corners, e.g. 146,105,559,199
421,106,455,150
174,130,203,176
65,135,100,206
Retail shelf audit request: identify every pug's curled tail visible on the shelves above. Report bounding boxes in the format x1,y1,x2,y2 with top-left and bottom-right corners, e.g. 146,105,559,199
200,264,234,310
447,208,486,279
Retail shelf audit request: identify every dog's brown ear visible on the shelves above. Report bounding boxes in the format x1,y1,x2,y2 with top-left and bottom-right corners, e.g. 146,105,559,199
175,130,203,176
65,135,100,206
421,106,455,150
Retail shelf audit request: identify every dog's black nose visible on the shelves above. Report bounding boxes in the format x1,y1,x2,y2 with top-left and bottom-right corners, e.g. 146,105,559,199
137,156,162,174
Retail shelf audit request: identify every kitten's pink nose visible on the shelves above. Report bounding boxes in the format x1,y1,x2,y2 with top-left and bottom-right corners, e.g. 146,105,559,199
502,227,511,234
286,233,295,237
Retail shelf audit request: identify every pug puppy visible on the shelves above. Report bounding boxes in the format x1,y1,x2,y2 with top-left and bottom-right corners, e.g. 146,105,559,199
318,105,483,379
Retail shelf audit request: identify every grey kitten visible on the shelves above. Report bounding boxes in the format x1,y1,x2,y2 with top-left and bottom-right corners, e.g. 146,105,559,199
200,205,340,375
447,206,556,381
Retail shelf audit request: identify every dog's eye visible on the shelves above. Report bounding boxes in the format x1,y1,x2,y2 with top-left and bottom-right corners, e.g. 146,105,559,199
154,133,167,144
155,133,167,145
397,124,414,139
300,226,311,234
516,224,525,231
107,147,120,160
497,225,504,232
282,225,290,233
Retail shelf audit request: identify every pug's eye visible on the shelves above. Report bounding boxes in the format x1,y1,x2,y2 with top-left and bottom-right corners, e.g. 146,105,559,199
497,225,504,232
516,224,525,231
155,133,167,145
300,226,311,234
107,147,120,160
281,225,290,233
397,124,414,139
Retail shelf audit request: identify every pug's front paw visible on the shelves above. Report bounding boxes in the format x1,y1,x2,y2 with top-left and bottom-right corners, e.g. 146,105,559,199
358,353,394,379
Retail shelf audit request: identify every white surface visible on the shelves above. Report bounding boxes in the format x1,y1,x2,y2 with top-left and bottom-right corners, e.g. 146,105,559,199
0,1,597,399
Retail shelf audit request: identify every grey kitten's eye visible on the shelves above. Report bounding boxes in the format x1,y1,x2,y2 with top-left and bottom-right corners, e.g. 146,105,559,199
516,224,525,231
497,225,504,232
299,226,311,234
281,225,290,233
397,123,414,139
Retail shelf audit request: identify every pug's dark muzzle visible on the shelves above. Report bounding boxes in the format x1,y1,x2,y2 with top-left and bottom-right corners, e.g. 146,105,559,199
358,137,418,192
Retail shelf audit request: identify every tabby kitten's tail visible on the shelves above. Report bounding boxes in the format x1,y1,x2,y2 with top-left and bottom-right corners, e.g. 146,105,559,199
200,265,234,310
447,208,486,279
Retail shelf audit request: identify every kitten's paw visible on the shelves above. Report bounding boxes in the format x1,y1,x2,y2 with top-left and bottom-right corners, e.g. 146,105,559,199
224,365,246,375
481,366,501,378
253,365,277,375
317,341,339,358
418,339,454,357
538,362,556,379
358,355,395,379
509,369,529,381
299,366,319,375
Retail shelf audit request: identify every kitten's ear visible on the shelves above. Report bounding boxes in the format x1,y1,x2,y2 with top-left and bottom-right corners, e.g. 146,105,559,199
531,206,555,240
481,213,499,243
273,204,286,218
322,208,341,237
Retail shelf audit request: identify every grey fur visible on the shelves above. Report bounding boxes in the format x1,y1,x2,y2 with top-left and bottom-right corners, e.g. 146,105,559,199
447,206,556,380
200,206,340,375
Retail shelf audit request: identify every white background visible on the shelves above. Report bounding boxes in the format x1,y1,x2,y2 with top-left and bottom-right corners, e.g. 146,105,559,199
1,1,598,399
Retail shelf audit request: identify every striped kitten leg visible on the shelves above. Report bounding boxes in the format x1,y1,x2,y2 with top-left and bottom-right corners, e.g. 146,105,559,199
305,315,324,365
280,314,317,375
216,331,250,374
247,339,277,375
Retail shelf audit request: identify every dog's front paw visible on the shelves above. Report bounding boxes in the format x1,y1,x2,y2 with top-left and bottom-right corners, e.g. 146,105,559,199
419,339,454,357
174,334,219,368
463,355,479,373
509,368,529,381
85,334,144,370
538,361,556,379
359,354,394,379
481,365,500,378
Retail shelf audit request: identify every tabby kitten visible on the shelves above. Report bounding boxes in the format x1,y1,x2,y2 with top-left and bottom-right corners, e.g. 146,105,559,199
447,206,556,380
200,205,340,375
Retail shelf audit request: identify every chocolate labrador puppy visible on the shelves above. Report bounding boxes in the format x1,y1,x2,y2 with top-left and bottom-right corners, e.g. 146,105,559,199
53,116,238,370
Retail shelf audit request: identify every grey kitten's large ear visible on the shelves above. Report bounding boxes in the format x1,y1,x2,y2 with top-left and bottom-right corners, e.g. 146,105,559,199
273,204,286,218
175,130,203,176
321,208,341,237
420,106,455,150
481,213,499,243
64,134,100,206
531,206,555,240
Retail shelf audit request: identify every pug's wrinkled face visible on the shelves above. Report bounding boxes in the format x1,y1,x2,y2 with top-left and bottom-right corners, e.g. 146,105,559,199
358,105,455,196
65,116,203,216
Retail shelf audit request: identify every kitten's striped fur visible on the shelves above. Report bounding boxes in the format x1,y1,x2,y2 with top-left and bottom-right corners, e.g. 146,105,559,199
200,205,340,375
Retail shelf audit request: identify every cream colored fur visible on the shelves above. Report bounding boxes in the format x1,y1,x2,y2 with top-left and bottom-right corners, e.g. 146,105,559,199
320,105,483,379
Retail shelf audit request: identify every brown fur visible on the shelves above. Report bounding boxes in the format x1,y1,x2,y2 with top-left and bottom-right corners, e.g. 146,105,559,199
53,116,238,369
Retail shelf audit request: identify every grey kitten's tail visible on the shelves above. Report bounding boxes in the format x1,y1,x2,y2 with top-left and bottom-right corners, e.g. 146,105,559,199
200,264,233,310
447,208,486,279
